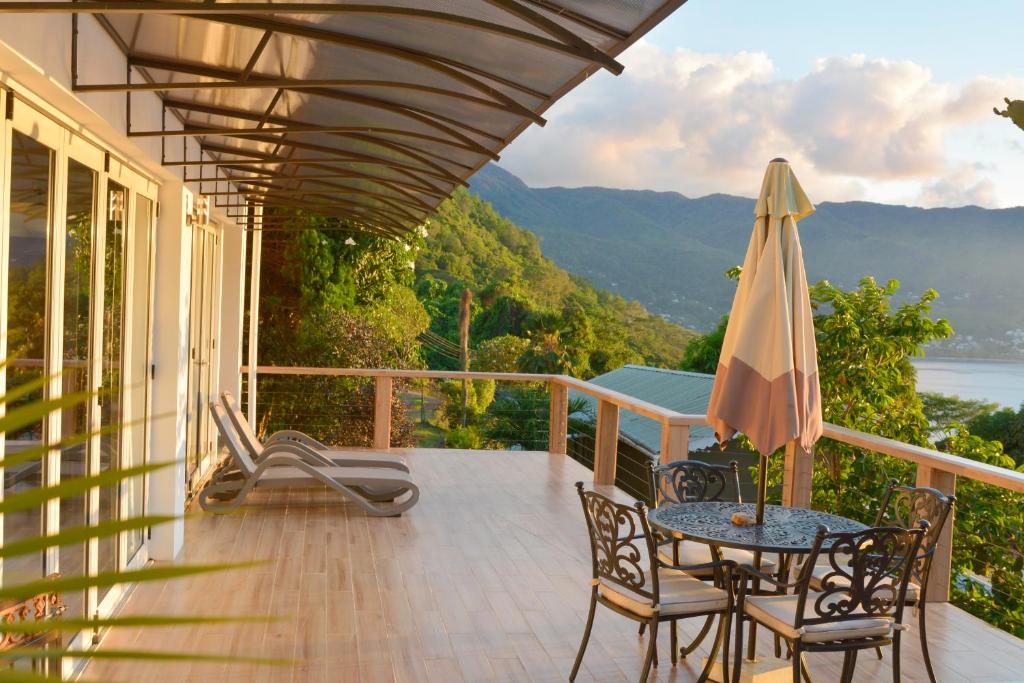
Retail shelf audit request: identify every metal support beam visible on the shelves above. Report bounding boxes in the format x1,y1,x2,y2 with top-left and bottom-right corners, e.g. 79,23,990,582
128,122,494,159
246,204,262,428
0,3,623,74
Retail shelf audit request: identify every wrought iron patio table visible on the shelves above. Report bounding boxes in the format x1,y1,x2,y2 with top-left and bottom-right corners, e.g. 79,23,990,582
648,501,868,670
647,501,867,555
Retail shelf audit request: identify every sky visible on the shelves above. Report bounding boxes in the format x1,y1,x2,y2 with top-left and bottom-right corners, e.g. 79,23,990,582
497,0,1024,208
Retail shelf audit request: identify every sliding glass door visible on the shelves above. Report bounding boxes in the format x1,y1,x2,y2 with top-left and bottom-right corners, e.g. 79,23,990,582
0,94,159,646
186,222,220,495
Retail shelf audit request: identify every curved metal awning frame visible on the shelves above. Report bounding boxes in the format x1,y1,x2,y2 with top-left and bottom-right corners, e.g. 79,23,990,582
1,0,687,233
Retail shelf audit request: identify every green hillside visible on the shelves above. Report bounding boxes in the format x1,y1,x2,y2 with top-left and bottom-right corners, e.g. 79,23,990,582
416,188,697,375
256,187,697,380
472,164,1024,359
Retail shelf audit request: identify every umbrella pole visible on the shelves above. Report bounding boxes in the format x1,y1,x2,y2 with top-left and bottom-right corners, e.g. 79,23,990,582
755,453,768,524
744,452,770,662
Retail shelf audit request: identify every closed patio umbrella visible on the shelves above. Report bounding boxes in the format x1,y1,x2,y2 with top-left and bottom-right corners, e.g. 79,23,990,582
706,158,822,523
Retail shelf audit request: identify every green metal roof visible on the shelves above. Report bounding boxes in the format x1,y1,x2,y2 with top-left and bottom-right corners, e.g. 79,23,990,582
571,364,717,455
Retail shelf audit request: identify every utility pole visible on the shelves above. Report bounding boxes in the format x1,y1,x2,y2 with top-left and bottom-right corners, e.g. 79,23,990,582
459,288,472,427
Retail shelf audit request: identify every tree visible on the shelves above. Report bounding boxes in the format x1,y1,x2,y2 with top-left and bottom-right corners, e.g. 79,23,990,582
943,427,1024,636
686,273,1024,634
474,334,531,372
920,392,999,430
771,278,952,520
256,216,427,448
680,315,728,374
968,404,1024,466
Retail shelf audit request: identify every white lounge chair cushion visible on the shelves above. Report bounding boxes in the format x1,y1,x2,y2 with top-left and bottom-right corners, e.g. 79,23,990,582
257,465,413,488
806,562,920,602
744,593,893,644
658,543,776,578
599,569,729,618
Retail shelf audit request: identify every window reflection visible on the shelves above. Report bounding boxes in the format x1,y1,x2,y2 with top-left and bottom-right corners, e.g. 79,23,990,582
96,183,126,602
3,131,52,588
125,195,153,560
60,158,95,620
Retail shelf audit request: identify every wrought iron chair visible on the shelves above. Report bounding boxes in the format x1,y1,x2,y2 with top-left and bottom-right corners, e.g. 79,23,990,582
732,522,928,683
644,459,777,657
806,480,955,682
571,483,734,683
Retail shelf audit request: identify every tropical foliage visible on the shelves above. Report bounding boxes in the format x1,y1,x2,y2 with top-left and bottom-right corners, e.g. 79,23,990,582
681,273,1024,635
254,192,697,448
967,404,1024,467
416,189,696,376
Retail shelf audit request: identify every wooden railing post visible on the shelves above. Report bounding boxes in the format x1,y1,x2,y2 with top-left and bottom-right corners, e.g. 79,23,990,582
593,399,619,485
659,423,689,464
373,376,392,450
548,381,568,455
782,440,813,508
916,465,956,602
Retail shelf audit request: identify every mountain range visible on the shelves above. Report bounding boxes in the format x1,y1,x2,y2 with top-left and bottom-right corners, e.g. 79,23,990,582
470,164,1024,359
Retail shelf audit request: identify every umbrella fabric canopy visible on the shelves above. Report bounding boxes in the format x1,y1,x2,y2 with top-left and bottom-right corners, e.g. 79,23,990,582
707,158,822,482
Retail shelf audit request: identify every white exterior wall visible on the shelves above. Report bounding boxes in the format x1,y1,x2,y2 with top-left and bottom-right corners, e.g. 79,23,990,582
0,15,248,560
148,185,192,560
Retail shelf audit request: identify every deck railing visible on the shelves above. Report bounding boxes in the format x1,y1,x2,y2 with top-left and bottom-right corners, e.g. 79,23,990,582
243,365,1024,605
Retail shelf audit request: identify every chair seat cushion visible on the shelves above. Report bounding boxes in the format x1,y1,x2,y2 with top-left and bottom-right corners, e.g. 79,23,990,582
807,564,920,602
745,593,894,644
599,569,729,618
658,543,776,578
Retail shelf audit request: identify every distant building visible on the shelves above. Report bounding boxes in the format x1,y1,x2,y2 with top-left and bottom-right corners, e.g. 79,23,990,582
569,365,758,501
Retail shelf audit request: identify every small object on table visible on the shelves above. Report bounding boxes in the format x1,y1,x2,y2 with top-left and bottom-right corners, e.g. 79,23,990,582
731,511,756,526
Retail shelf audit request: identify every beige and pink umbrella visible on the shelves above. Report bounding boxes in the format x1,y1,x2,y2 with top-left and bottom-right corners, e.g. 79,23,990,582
707,158,823,523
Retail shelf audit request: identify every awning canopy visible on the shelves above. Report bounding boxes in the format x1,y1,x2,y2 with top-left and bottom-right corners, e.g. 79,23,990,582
2,0,686,234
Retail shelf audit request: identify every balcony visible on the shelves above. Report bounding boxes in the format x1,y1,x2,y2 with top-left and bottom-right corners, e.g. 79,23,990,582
82,368,1024,682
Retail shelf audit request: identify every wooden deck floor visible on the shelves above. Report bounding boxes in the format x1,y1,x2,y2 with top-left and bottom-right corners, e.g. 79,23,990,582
86,449,1024,682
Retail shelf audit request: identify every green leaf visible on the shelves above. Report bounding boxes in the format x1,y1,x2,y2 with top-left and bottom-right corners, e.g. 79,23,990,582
0,390,93,437
0,421,125,471
0,614,280,633
2,648,291,666
0,561,265,602
0,516,178,559
0,672,86,683
0,371,57,405
0,463,172,515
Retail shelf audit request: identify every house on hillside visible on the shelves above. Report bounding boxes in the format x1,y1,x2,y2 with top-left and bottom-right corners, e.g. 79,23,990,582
568,365,758,500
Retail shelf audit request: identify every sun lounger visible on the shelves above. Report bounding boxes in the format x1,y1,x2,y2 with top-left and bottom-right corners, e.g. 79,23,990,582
201,404,419,516
220,391,408,473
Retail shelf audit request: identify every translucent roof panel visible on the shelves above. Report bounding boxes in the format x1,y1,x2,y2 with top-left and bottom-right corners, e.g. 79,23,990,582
37,0,688,233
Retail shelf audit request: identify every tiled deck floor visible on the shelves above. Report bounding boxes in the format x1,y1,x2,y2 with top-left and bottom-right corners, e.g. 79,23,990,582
86,449,1024,682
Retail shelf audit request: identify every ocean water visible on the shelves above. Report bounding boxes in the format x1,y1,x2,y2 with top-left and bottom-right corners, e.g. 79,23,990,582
912,358,1024,409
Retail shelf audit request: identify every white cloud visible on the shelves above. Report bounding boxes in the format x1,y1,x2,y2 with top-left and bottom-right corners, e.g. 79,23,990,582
916,164,997,208
500,42,1024,207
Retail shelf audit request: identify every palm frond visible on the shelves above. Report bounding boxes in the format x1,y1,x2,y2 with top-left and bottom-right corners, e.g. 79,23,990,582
0,562,265,602
0,462,171,515
3,648,291,666
0,516,178,560
0,615,280,633
0,367,284,679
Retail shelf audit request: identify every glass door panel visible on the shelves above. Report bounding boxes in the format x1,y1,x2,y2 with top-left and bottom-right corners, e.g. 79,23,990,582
125,194,154,561
185,230,205,488
3,130,52,589
185,223,219,493
96,182,126,603
198,229,217,464
59,158,95,620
